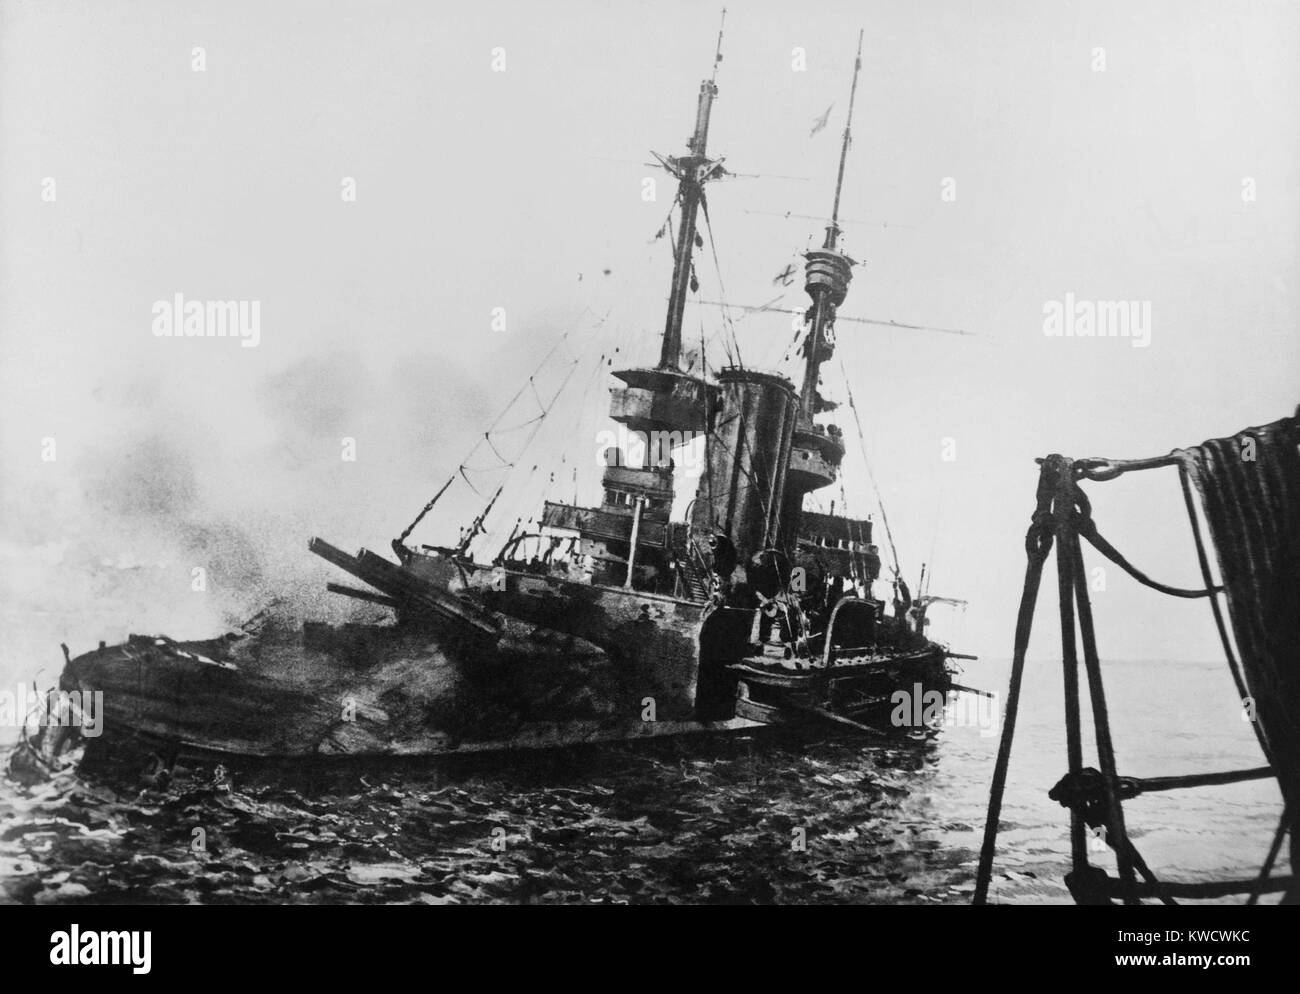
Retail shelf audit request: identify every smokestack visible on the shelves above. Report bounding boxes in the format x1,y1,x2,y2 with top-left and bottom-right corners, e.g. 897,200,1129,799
691,369,798,565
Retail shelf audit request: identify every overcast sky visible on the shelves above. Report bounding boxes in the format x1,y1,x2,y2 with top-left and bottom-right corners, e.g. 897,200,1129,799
2,0,1297,690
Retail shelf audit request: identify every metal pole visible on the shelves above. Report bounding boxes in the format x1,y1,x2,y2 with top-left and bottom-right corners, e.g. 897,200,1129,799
624,496,645,589
658,14,725,370
827,29,865,244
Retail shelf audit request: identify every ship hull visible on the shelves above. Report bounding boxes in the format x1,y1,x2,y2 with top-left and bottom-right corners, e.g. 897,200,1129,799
26,549,956,769
34,630,952,770
50,609,717,764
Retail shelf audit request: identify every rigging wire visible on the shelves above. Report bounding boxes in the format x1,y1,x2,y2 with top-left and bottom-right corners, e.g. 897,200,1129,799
400,309,604,546
463,356,585,558
481,344,609,554
837,356,902,582
924,490,943,598
397,316,592,542
483,432,513,468
490,412,549,434
700,322,715,524
480,301,628,554
477,318,619,552
699,191,746,369
458,465,488,501
694,299,976,338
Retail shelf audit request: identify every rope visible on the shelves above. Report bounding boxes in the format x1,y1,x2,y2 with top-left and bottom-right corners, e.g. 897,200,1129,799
976,413,1300,905
701,325,715,530
463,358,585,558
396,474,456,545
1178,466,1274,764
973,459,1057,905
1178,416,1300,809
699,191,745,369
838,358,901,580
1249,801,1293,905
1178,414,1300,902
1078,517,1217,598
483,432,513,468
484,347,609,552
458,465,486,500
978,455,1144,904
395,316,591,542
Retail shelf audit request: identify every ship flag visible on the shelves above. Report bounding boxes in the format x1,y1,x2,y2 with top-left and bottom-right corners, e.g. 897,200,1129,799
810,103,834,137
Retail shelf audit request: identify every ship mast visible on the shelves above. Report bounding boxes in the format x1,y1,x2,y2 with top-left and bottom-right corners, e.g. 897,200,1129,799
596,13,731,592
606,12,727,435
771,31,865,557
826,29,864,252
655,9,728,369
798,29,864,415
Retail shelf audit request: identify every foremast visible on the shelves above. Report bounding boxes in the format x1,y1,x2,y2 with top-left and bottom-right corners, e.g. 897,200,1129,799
609,13,728,443
544,14,732,592
655,21,728,370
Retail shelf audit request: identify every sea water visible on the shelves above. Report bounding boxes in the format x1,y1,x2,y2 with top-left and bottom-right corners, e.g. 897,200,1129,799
0,657,1286,904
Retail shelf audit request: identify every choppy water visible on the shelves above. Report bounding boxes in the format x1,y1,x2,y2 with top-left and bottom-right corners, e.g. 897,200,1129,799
0,658,1288,904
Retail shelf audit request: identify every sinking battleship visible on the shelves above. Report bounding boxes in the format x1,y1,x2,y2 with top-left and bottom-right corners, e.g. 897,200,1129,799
16,28,973,773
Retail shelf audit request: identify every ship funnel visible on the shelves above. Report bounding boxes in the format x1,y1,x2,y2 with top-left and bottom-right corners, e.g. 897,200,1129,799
691,369,798,569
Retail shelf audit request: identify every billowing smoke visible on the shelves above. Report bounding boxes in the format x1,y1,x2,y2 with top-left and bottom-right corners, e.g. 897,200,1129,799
0,346,501,700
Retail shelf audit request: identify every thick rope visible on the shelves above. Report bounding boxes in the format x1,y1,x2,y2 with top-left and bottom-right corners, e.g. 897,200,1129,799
1176,413,1300,902
1078,522,1218,598
972,458,1058,904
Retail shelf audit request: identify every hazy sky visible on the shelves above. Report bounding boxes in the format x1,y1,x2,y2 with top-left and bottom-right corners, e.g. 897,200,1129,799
2,0,1297,689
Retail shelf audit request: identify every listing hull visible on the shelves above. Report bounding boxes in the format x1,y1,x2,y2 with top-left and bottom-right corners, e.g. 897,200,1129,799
31,548,954,768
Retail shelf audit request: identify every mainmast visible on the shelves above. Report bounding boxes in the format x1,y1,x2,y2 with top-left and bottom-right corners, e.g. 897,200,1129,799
772,30,866,555
798,29,864,415
655,9,728,369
